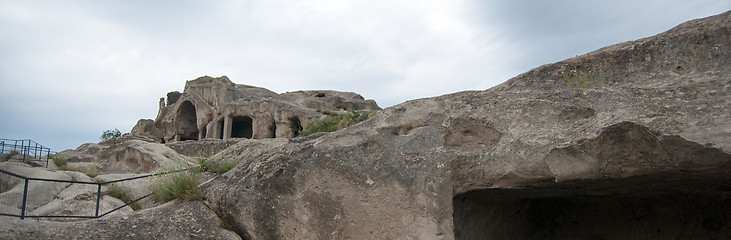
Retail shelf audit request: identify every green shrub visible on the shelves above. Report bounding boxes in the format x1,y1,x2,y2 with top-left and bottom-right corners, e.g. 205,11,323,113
316,109,339,116
51,155,68,167
561,64,605,88
60,165,102,178
298,110,377,137
151,169,204,202
4,150,20,160
106,185,141,211
75,167,102,178
100,128,122,140
198,158,238,174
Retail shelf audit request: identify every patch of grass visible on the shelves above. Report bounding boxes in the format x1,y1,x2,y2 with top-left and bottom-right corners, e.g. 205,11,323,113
198,158,238,174
561,64,605,88
4,150,20,160
298,110,377,137
51,155,68,167
61,166,102,178
106,185,141,211
151,168,205,202
316,109,339,116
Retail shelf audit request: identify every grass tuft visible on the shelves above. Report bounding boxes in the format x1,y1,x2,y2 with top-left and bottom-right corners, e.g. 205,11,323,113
298,110,377,137
198,158,238,174
561,64,605,88
4,150,20,160
106,185,141,211
150,168,205,202
51,155,68,167
61,166,102,178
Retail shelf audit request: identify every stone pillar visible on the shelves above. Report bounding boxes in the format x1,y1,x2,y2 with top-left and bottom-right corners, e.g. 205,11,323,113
223,115,232,139
212,120,220,139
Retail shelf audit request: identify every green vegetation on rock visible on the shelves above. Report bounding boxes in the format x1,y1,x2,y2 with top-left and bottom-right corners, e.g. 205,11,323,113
151,168,204,202
561,64,605,88
106,185,141,211
198,158,238,174
100,128,122,140
51,155,68,167
298,110,377,137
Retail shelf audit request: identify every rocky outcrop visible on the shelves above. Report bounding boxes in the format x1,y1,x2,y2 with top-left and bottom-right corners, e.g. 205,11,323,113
165,139,243,158
2,10,729,240
0,162,71,212
0,201,241,240
198,11,731,239
56,139,196,173
131,76,380,143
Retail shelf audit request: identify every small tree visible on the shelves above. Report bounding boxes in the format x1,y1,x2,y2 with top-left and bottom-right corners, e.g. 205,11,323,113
101,128,122,140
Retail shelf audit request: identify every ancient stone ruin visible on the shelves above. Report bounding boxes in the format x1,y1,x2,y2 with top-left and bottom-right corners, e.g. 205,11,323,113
131,76,380,142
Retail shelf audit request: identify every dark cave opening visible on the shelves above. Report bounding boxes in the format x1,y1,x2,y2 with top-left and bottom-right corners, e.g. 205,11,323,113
176,101,198,141
231,116,253,139
217,119,224,139
269,120,277,138
453,173,731,240
290,117,302,137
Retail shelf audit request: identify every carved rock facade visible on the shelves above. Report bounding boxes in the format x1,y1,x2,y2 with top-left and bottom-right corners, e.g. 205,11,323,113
132,76,380,142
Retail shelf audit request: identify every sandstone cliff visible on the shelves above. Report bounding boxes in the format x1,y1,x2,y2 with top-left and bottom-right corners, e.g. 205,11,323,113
199,11,731,239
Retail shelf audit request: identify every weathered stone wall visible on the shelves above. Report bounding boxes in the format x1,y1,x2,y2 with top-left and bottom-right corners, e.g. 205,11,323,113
132,76,380,143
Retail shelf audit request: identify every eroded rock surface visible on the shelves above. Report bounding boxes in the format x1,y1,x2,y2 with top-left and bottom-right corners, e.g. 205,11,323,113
199,11,731,239
131,76,380,143
2,10,729,240
56,139,195,173
0,201,240,240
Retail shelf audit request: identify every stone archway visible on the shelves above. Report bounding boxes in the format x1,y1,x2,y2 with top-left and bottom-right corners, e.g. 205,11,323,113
231,116,253,139
176,101,198,141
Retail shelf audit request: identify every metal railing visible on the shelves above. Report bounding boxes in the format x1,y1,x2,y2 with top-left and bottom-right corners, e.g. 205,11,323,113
1,138,53,167
0,168,192,219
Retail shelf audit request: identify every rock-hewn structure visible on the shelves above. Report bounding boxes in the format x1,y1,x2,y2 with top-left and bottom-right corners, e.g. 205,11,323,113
131,76,380,142
2,10,730,240
198,11,731,239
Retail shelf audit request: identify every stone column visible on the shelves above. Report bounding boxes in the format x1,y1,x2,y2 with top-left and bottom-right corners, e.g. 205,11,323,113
223,115,232,139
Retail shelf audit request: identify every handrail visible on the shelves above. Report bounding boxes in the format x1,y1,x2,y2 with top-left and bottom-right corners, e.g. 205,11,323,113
0,167,194,219
1,138,54,167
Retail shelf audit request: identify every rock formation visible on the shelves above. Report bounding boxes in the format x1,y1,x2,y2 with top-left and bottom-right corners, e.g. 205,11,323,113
2,10,730,240
131,76,380,143
198,11,731,239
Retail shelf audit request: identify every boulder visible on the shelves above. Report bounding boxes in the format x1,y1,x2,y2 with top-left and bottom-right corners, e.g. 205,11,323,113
199,11,731,239
55,139,196,174
165,139,242,158
0,162,71,213
96,173,157,209
0,201,241,240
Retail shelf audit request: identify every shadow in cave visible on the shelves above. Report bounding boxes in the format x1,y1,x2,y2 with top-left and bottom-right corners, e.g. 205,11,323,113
453,173,731,240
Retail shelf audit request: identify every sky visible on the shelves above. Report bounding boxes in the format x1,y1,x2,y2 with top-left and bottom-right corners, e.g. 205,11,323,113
1,0,729,151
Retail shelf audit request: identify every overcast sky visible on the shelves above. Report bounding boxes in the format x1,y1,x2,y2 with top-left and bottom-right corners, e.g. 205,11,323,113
1,1,729,151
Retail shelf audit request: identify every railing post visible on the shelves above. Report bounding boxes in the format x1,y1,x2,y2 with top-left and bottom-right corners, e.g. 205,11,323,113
45,148,50,167
34,142,38,161
95,184,102,217
20,179,29,219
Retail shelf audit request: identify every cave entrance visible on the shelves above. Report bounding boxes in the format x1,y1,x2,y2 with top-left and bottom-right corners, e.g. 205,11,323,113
453,173,731,240
217,119,225,139
231,116,253,139
290,117,302,137
176,101,198,141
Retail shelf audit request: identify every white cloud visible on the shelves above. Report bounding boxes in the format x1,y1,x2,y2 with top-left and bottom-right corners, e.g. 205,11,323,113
1,0,728,150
